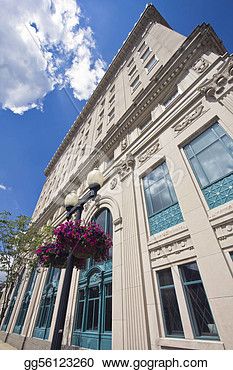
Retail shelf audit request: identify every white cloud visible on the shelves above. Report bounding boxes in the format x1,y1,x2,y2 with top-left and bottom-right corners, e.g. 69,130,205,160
0,0,105,114
0,184,7,191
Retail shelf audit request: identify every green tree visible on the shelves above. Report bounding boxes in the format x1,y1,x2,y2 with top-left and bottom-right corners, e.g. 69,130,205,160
0,211,53,325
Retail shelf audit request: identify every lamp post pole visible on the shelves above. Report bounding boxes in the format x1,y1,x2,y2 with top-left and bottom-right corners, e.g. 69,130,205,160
50,178,102,350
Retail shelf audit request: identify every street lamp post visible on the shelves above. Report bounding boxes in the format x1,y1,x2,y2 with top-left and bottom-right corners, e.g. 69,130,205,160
51,168,104,350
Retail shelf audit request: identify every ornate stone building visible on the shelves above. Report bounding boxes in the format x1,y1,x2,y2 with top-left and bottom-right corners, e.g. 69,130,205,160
1,4,233,350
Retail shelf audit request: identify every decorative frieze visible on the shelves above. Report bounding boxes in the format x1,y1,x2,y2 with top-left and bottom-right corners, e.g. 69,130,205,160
199,56,233,100
138,140,160,165
192,57,210,74
117,153,135,181
214,221,233,248
173,105,205,133
150,237,194,263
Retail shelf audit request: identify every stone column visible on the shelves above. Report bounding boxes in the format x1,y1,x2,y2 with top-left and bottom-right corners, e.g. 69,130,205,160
117,153,150,349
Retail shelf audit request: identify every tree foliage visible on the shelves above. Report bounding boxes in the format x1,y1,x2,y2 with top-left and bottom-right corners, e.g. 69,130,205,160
0,211,53,324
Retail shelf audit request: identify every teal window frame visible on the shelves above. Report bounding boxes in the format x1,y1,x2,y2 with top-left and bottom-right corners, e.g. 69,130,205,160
1,269,25,331
184,122,233,209
33,268,60,340
143,162,183,234
179,262,219,340
13,269,38,334
157,268,184,338
72,208,113,350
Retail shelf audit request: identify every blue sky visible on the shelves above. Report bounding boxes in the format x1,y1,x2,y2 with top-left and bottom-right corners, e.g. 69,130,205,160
0,0,233,218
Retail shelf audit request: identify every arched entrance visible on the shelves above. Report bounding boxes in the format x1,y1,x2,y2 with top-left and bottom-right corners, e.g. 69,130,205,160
72,208,113,349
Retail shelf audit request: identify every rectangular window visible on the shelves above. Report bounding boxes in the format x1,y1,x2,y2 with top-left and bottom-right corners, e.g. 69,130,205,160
143,162,183,234
128,65,137,79
109,94,115,107
138,41,146,54
108,108,115,123
141,47,152,62
157,269,184,337
145,56,158,73
99,109,104,119
163,88,180,108
130,75,141,92
96,124,102,138
230,251,233,261
184,123,233,208
109,84,115,94
87,286,99,331
180,262,219,339
127,58,134,69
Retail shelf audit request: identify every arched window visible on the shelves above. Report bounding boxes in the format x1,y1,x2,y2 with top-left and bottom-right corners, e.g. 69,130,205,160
13,268,38,334
72,208,113,349
33,268,60,340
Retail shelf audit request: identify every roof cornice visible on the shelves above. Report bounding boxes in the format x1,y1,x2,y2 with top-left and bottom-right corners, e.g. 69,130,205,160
44,4,171,176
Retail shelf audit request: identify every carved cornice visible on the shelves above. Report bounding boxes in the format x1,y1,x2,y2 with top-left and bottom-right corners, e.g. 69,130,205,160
44,5,170,177
199,56,233,100
138,140,160,165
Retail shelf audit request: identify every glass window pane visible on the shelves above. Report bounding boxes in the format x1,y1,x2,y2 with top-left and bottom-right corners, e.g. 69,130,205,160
143,162,178,216
87,300,94,330
190,157,209,188
190,129,216,154
180,262,219,339
93,301,99,331
181,262,201,282
105,297,112,331
184,123,233,190
158,268,174,286
158,269,184,337
197,141,233,184
76,302,84,330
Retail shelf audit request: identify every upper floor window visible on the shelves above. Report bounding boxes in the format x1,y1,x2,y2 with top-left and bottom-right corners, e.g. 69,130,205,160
130,75,141,93
184,123,233,209
127,58,134,69
145,56,158,73
138,41,146,54
230,251,233,261
109,84,115,95
141,47,152,62
96,124,103,138
108,108,115,123
109,94,115,107
128,65,137,80
163,88,180,108
143,162,183,234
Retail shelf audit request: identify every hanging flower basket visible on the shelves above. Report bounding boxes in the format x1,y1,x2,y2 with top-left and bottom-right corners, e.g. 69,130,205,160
35,220,112,269
54,220,112,261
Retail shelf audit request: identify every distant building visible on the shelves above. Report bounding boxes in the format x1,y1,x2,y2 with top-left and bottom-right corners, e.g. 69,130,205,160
1,4,233,350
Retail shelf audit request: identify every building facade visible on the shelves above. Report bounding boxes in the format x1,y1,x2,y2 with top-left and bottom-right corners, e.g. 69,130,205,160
1,4,233,350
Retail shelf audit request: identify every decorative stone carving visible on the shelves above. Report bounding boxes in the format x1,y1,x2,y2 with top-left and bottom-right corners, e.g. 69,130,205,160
121,137,128,151
199,56,233,100
174,105,204,133
117,153,135,181
138,140,160,165
192,57,210,73
110,177,118,190
150,237,194,264
214,221,233,244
